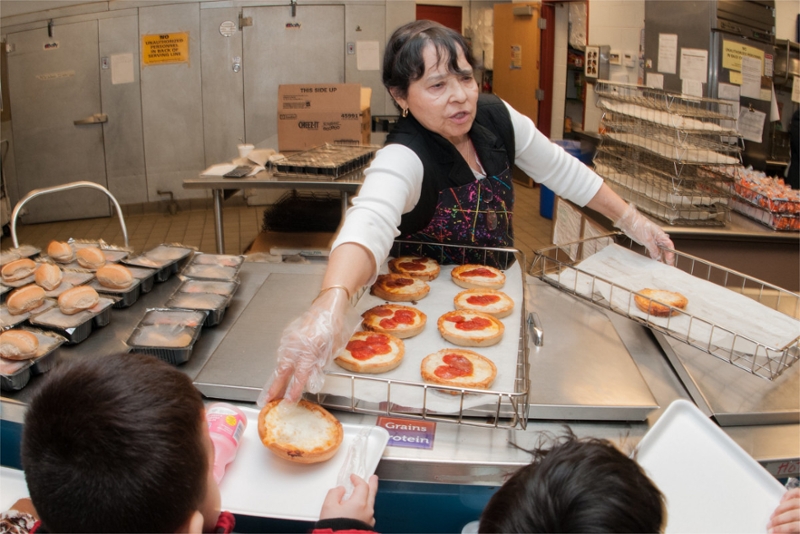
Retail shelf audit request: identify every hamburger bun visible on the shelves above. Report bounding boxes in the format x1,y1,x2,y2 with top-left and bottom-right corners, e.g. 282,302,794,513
58,286,100,315
371,273,430,302
96,264,134,289
361,304,427,339
76,247,106,270
453,289,514,318
47,241,75,263
1,259,36,282
34,263,63,291
335,331,405,373
634,288,688,317
437,310,504,347
0,329,39,360
257,400,343,464
7,285,46,315
420,348,497,392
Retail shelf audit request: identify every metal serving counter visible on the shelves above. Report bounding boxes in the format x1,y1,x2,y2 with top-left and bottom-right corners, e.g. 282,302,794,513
4,260,797,486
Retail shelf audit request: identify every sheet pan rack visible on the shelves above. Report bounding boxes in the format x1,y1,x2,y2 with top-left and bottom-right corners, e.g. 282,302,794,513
530,234,800,381
314,241,531,430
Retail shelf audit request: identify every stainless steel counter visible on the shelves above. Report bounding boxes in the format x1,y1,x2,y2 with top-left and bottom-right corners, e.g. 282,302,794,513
2,262,798,485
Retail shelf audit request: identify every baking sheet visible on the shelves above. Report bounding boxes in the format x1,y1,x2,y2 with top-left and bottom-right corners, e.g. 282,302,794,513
549,244,800,354
319,261,524,414
0,467,29,512
636,400,785,533
219,406,389,522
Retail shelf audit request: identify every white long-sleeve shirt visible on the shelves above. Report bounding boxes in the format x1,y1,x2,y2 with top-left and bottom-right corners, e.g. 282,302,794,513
331,100,604,278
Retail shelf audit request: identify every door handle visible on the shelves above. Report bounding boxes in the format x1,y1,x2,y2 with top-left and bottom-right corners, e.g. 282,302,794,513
73,113,108,125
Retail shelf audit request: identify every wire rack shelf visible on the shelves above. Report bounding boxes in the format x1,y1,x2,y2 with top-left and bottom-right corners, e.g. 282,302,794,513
530,235,800,381
314,240,531,429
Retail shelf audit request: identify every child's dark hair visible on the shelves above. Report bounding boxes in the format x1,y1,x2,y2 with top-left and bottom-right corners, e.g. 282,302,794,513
22,353,208,533
479,430,665,533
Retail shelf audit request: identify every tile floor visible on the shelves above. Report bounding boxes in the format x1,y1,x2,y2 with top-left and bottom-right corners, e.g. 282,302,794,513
8,185,553,268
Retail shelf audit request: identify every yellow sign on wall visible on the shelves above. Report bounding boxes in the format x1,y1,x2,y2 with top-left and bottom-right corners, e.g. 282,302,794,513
722,40,764,73
142,32,189,66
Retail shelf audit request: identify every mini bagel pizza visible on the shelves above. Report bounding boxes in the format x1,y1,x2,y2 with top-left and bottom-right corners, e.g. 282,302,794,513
258,399,343,464
388,256,441,281
421,348,497,392
371,273,430,302
451,264,505,289
335,331,404,374
453,289,514,318
437,310,504,347
633,288,688,317
361,304,427,339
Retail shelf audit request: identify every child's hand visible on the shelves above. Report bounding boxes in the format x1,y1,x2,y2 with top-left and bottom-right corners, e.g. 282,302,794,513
319,474,379,526
768,489,800,533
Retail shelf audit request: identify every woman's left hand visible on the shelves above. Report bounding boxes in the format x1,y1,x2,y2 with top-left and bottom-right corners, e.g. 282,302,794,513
614,203,675,265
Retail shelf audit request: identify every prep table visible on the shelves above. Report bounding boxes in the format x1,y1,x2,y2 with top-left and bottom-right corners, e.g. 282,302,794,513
3,260,797,485
183,170,363,254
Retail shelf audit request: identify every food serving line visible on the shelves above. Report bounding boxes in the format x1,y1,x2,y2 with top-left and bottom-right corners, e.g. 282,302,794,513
3,257,797,480
2,178,799,529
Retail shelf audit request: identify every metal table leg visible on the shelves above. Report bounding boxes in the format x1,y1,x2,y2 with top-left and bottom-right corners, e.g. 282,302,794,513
213,189,225,254
341,192,349,219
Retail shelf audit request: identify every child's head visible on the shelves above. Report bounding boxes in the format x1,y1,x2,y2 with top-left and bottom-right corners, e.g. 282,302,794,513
479,432,665,533
22,353,220,533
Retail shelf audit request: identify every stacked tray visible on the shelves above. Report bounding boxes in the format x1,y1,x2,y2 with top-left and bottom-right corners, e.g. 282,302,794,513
122,244,194,283
29,297,115,344
1,328,66,391
126,309,207,365
273,144,378,180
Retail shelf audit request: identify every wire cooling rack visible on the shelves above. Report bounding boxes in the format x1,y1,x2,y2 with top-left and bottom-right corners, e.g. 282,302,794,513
314,241,531,429
530,235,800,381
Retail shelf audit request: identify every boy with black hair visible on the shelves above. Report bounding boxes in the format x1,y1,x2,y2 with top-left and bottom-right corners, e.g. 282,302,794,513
3,353,377,533
479,431,665,533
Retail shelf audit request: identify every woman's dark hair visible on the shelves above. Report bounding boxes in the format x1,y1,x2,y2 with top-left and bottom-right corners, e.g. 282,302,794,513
22,353,208,533
383,20,478,108
480,431,665,533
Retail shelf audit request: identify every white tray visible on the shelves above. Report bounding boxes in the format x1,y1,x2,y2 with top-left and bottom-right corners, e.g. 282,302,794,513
0,467,29,512
636,400,785,533
219,406,389,522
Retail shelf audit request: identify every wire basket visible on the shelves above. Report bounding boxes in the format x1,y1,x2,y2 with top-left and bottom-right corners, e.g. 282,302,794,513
313,241,530,429
530,235,800,381
594,81,738,121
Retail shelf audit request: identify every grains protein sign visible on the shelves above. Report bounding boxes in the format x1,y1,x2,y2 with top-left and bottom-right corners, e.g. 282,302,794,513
142,33,189,66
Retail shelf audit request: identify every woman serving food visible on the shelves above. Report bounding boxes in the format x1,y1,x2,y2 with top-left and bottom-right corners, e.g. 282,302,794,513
259,20,675,405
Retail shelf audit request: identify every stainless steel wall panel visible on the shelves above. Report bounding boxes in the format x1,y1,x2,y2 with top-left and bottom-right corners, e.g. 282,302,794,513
344,3,385,122
242,5,345,149
139,3,205,201
200,6,244,168
99,14,147,205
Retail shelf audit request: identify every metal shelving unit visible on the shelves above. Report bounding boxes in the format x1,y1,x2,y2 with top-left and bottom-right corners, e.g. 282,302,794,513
594,82,743,226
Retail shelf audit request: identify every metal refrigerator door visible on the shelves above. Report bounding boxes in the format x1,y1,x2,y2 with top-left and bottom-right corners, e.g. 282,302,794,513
6,19,111,223
242,5,345,150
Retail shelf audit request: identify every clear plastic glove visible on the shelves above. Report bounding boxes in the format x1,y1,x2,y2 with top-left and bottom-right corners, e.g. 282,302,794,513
613,203,676,265
257,287,361,406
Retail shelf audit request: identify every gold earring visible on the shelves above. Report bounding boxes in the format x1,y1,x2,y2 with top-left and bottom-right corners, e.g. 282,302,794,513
402,108,409,118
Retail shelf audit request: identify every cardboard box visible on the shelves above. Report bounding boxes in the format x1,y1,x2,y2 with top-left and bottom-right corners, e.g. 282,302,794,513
278,83,371,152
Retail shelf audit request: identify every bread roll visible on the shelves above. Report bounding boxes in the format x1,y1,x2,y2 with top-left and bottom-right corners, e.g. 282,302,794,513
47,241,74,263
96,264,133,289
34,263,62,291
1,259,36,282
58,286,100,315
76,247,106,269
0,329,39,360
7,285,46,315
258,400,343,464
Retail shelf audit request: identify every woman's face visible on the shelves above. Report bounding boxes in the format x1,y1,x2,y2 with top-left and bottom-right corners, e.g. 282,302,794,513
392,42,479,145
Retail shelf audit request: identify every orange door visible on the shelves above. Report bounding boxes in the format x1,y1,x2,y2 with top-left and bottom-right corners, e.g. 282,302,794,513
492,3,541,123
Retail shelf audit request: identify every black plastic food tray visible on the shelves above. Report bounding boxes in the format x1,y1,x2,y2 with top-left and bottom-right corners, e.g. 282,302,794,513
0,361,32,391
126,310,207,365
89,278,142,309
